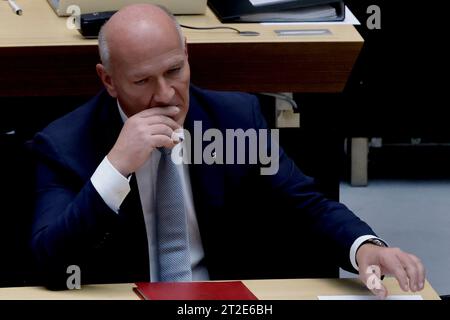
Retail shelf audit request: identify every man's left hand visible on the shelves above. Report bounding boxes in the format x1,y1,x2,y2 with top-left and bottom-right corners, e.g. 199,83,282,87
356,244,426,299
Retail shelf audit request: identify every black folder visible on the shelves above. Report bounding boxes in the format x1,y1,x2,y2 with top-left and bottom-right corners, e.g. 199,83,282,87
208,0,345,23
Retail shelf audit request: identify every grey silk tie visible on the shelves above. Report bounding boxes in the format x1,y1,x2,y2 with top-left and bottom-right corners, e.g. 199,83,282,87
155,148,192,282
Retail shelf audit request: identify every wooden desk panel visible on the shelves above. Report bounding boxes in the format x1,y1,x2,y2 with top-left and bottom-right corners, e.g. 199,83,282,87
0,283,138,300
0,278,440,300
188,42,361,93
0,46,102,97
0,0,363,96
244,278,441,300
0,41,361,96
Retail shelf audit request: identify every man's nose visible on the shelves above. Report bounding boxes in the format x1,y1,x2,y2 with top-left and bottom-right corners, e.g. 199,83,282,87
154,77,175,105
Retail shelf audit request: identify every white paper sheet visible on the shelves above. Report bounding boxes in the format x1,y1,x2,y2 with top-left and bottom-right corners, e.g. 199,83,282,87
262,6,360,25
318,295,423,300
250,0,293,7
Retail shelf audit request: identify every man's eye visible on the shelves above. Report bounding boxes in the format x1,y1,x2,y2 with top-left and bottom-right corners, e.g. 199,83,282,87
168,67,181,75
134,79,148,85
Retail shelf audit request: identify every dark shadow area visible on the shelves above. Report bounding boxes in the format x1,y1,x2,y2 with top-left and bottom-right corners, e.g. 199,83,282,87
344,0,450,139
338,1,450,182
0,96,90,287
368,144,450,180
259,93,345,202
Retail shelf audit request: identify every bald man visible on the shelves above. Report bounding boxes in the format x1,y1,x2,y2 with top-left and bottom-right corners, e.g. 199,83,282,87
31,5,425,297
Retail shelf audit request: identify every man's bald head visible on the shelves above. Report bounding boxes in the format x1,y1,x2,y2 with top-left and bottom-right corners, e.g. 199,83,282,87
95,3,190,123
98,4,184,71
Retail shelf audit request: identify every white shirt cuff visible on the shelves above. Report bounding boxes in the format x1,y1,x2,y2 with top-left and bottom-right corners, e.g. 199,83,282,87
90,156,131,214
350,235,388,271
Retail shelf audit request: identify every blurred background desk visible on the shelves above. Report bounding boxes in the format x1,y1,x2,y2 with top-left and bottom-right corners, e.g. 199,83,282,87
0,0,362,96
0,278,441,300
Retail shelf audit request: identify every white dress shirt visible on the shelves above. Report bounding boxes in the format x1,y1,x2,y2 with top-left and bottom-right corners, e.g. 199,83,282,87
90,101,385,279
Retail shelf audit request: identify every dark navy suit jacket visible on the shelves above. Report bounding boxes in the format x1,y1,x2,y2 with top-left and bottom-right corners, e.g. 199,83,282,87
31,86,376,287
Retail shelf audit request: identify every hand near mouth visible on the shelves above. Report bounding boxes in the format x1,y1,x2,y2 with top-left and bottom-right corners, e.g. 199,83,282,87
107,105,182,177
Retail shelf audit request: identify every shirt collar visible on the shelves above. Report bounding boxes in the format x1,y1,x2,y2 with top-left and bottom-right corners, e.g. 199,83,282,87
116,100,128,124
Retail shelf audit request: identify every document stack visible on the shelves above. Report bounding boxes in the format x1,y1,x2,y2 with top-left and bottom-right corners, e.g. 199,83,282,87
208,0,345,23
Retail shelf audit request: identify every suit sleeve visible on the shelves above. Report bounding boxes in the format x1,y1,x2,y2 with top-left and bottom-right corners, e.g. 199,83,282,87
249,95,377,273
31,132,120,288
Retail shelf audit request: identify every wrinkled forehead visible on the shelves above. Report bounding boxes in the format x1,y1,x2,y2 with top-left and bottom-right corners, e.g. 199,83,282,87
108,23,184,68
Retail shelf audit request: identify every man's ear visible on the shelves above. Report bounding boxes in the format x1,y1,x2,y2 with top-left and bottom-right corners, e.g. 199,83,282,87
96,64,117,98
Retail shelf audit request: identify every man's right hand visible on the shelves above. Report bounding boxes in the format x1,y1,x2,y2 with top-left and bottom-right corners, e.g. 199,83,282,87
107,106,181,177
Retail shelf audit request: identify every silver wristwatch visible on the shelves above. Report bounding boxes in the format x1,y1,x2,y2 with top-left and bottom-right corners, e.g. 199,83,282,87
363,238,387,247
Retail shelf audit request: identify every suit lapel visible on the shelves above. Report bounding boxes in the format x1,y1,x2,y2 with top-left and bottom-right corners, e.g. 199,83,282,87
95,94,124,167
71,92,124,182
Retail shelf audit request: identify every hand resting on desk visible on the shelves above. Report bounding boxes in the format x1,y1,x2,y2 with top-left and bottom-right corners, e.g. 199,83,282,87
357,244,425,299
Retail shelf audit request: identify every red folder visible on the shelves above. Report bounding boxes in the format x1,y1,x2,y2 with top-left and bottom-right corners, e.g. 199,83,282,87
134,281,258,300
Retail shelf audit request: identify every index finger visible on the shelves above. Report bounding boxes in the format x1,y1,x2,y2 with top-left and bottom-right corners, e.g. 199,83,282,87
137,106,180,118
383,254,410,292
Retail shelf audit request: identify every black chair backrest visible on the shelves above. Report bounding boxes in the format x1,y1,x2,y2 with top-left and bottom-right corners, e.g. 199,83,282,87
0,131,39,287
0,96,88,287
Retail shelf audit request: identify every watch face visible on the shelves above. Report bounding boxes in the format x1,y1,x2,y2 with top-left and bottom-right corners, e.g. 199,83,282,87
369,239,386,247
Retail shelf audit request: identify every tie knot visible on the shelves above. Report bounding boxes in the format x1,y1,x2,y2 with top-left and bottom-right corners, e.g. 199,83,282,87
158,147,171,156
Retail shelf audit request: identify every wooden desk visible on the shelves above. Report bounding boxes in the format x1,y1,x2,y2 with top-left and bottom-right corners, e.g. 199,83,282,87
0,278,440,300
0,0,363,96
